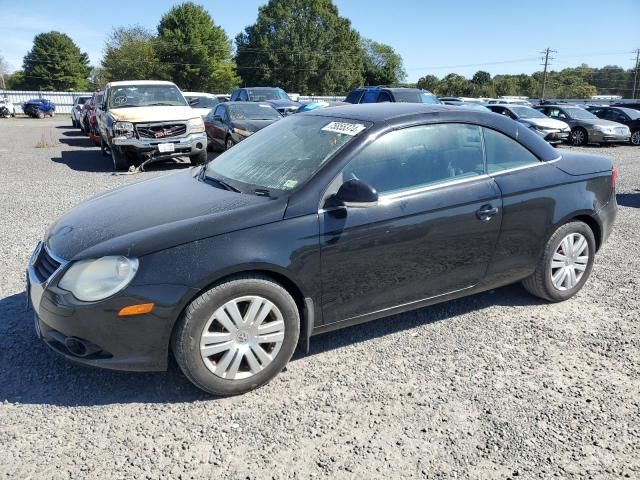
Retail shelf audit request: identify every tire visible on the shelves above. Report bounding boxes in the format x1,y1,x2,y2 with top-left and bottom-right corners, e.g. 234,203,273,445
225,136,234,151
571,127,588,146
50,111,55,118
72,119,77,128
172,274,300,396
100,137,111,157
111,147,129,171
36,111,44,119
631,130,640,146
189,149,207,165
522,221,596,302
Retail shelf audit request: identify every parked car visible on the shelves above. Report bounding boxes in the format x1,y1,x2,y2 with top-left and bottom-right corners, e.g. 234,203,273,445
183,92,222,117
488,98,532,106
0,95,16,117
586,106,640,146
451,102,491,112
611,102,640,111
345,87,438,104
27,103,617,396
296,100,349,113
486,104,570,146
96,80,207,171
71,95,91,128
204,101,281,151
79,95,97,133
230,87,301,115
86,92,104,146
23,98,55,118
534,104,630,146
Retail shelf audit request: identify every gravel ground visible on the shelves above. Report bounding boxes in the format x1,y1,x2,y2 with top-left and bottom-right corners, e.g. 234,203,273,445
1,118,639,479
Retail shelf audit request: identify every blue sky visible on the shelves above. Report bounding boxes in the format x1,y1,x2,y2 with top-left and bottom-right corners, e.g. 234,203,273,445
1,0,639,82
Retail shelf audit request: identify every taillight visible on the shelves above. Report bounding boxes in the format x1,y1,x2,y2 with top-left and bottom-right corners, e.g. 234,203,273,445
611,165,617,189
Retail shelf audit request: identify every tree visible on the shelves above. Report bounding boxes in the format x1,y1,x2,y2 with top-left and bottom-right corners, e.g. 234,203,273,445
416,74,440,92
157,2,238,92
22,31,91,90
493,75,519,97
235,0,364,95
471,70,491,86
361,39,405,86
434,73,472,96
101,25,166,82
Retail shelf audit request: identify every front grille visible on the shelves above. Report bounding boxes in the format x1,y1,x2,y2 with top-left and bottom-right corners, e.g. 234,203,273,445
33,246,61,282
136,123,187,139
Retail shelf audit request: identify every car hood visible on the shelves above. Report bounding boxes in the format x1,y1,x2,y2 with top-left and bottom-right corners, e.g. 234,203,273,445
521,117,569,129
232,118,279,132
109,106,198,123
45,169,287,260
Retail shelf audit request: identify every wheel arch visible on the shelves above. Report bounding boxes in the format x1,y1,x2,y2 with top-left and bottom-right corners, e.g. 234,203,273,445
552,211,603,252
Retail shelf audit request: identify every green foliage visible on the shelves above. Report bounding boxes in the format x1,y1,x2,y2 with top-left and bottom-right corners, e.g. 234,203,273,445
362,39,406,86
235,0,365,95
416,74,440,92
157,2,239,92
21,31,91,90
4,70,25,89
102,26,167,83
471,70,491,86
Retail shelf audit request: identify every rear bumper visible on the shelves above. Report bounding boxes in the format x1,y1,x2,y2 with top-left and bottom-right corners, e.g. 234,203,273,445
112,132,207,158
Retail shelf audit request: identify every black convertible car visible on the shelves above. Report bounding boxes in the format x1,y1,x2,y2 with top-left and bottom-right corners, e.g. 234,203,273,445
27,104,617,396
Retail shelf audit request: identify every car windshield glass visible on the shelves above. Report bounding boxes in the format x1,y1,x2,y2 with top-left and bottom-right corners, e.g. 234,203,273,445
108,85,187,109
229,104,281,120
564,107,597,120
248,89,289,101
187,96,219,109
206,115,368,194
392,91,438,103
617,107,640,119
77,97,90,105
510,106,547,118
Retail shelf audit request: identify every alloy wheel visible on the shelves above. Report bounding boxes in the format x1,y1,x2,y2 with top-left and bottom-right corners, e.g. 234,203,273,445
571,129,585,146
550,233,589,291
200,295,285,380
631,130,640,146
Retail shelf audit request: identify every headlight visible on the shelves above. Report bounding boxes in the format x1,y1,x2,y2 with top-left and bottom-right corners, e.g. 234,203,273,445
595,125,612,133
233,127,253,137
188,117,205,133
59,256,139,302
114,121,134,137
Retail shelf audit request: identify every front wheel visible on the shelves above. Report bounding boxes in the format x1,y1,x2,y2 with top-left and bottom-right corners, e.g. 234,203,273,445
172,275,300,396
522,221,596,302
111,146,129,171
225,136,235,151
571,127,588,146
36,111,44,119
189,149,207,165
631,130,640,146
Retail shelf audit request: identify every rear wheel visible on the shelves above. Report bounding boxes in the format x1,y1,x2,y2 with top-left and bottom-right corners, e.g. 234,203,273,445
522,221,596,302
225,136,234,151
172,274,300,396
631,130,640,146
571,127,588,146
111,147,129,171
36,111,44,119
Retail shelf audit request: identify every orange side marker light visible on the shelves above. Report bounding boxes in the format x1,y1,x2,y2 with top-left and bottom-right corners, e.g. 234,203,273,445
118,303,154,317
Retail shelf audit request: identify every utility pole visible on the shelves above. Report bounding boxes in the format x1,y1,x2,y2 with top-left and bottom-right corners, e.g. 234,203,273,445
540,47,556,100
632,48,640,100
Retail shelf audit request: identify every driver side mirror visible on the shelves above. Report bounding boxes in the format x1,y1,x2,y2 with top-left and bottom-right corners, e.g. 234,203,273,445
213,114,222,121
328,179,378,208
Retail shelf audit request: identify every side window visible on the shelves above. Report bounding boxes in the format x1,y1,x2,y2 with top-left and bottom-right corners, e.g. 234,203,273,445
238,90,248,101
605,110,627,123
377,92,392,103
361,90,379,103
482,128,540,174
342,124,485,195
213,105,224,118
345,90,362,103
230,90,239,101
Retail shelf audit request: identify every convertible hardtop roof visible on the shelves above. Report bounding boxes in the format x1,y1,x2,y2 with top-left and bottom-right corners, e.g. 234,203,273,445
305,103,560,162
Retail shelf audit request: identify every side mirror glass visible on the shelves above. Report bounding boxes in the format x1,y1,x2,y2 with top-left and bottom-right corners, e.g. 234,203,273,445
213,114,222,121
330,179,378,208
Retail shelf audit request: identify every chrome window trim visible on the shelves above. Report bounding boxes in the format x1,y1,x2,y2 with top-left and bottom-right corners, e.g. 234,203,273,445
378,174,491,204
488,156,560,177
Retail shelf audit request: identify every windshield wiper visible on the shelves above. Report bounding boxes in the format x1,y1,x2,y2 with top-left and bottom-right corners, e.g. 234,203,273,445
146,102,179,106
254,188,271,197
200,168,241,193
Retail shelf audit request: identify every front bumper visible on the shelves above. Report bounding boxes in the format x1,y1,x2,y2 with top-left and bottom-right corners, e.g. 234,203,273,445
532,128,570,144
588,130,630,143
26,243,196,372
112,132,207,158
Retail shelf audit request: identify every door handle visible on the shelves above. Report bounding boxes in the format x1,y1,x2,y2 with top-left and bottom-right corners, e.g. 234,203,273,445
476,204,499,221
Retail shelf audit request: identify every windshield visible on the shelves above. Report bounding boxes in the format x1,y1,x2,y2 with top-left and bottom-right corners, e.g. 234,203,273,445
617,107,640,119
564,107,597,120
108,85,187,109
248,89,290,101
77,97,90,105
205,115,368,194
510,106,547,118
392,90,438,104
187,96,219,109
229,103,281,120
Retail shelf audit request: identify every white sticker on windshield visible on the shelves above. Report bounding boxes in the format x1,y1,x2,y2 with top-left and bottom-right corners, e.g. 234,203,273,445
321,121,366,136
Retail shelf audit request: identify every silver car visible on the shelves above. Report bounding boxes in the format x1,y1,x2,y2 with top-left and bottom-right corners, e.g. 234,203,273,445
534,104,630,146
486,104,570,146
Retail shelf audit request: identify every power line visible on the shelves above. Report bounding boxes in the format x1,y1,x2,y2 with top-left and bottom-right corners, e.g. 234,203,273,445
632,48,640,99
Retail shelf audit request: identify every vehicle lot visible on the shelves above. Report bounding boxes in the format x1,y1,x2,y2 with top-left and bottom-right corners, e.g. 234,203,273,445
1,117,639,478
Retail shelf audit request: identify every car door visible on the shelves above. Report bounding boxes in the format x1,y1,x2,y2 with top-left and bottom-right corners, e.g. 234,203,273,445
603,108,629,127
319,123,503,325
210,105,227,148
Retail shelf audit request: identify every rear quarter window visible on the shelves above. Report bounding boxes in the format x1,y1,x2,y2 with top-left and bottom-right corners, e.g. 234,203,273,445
483,128,540,173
